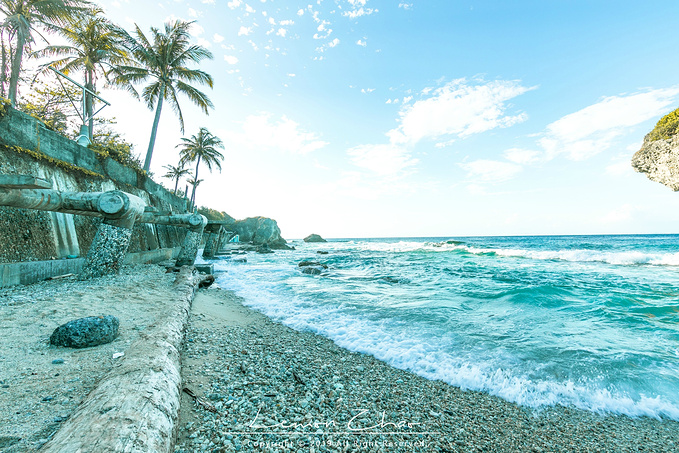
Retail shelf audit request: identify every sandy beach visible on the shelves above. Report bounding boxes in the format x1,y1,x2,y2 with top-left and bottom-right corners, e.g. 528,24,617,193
0,265,179,452
175,285,679,453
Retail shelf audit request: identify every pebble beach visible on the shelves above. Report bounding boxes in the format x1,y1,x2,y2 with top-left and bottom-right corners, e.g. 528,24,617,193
1,263,678,452
175,285,679,453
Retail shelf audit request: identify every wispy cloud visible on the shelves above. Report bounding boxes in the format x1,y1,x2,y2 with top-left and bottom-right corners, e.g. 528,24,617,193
347,144,418,177
539,88,679,160
459,160,522,183
388,78,535,145
224,113,328,154
238,26,252,36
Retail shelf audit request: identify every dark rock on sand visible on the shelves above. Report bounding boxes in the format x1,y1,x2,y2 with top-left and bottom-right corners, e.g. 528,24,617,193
49,316,119,349
304,234,327,243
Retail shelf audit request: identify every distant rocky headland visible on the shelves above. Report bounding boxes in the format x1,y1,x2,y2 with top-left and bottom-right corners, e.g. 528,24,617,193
632,107,679,190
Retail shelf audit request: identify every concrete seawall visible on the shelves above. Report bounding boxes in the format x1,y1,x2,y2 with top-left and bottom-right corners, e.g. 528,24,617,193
0,107,190,277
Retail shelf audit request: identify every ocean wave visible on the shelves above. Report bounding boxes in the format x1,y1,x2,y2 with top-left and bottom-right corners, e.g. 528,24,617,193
213,264,679,421
429,242,679,267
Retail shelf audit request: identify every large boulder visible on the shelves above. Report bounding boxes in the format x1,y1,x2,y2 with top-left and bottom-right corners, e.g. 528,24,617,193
632,108,679,190
304,233,327,243
229,216,290,249
50,315,119,348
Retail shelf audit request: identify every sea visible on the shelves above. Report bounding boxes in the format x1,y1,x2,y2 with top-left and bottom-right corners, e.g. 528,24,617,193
200,234,679,421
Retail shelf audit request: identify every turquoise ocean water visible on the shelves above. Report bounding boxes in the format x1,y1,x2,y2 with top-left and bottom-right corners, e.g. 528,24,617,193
201,235,679,420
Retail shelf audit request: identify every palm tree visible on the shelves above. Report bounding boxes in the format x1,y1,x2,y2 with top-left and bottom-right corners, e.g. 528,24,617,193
186,176,203,207
0,0,90,106
112,20,214,172
163,163,190,195
178,127,224,205
33,8,130,140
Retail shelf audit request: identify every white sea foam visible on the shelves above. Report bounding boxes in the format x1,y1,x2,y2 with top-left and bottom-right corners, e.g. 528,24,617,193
214,260,679,421
429,242,679,267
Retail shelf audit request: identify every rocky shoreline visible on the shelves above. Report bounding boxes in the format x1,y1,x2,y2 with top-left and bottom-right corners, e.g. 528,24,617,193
176,286,679,452
2,265,678,452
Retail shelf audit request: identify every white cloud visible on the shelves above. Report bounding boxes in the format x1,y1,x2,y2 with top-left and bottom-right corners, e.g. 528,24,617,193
356,39,367,47
361,88,375,94
225,113,328,154
224,55,239,64
245,3,255,13
276,28,287,37
188,7,199,17
297,8,304,15
227,0,242,8
398,2,413,9
213,33,224,43
238,26,252,36
189,23,204,36
197,37,211,48
202,0,215,4
343,0,377,18
348,144,418,176
388,78,535,145
503,148,541,165
316,38,340,52
344,7,377,18
459,160,522,183
280,19,294,25
540,88,679,160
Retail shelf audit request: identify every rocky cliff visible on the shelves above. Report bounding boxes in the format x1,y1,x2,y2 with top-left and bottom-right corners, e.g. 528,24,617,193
632,108,679,190
228,217,289,249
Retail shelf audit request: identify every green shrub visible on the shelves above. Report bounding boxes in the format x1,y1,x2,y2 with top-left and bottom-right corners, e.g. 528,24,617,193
0,97,10,119
648,107,679,141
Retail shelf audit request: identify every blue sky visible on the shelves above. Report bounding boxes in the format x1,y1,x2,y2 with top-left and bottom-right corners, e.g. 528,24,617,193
87,0,679,238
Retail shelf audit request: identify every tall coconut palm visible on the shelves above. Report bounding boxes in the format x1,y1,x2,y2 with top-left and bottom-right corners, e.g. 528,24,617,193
111,20,214,172
0,0,90,106
33,8,130,140
163,163,190,195
178,127,224,205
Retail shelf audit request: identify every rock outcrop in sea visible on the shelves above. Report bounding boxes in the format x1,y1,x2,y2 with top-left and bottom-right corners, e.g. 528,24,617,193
228,216,290,249
303,233,327,243
632,108,679,190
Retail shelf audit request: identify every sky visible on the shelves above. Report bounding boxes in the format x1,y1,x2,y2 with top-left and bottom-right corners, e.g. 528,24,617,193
46,1,679,238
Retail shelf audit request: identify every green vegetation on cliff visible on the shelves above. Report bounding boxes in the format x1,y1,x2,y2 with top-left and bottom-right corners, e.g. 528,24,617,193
648,107,679,141
197,206,234,223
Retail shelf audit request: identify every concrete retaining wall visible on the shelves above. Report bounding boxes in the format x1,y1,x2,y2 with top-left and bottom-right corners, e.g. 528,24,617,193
0,107,190,275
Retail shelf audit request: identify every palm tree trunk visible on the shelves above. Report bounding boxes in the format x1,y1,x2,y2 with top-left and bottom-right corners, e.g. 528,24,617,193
143,85,166,172
86,69,94,141
173,176,179,194
8,33,25,106
190,156,201,205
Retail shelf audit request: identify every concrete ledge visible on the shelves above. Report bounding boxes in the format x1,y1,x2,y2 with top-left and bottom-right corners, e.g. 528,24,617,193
0,248,182,287
0,258,85,288
42,268,199,453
